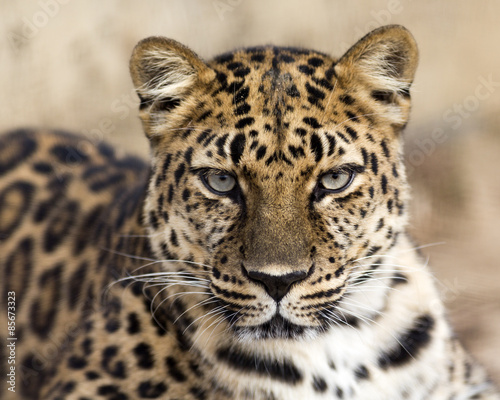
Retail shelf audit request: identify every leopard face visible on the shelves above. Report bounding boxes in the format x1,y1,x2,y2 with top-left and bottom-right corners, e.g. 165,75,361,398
130,26,418,341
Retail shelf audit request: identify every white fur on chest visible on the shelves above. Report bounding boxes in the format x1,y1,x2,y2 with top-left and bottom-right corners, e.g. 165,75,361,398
225,316,447,400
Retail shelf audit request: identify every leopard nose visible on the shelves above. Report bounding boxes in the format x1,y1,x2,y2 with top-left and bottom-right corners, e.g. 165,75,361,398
244,268,310,302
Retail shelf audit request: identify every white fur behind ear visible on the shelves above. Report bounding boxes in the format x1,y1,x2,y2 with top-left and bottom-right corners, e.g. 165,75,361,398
356,41,413,94
137,48,197,105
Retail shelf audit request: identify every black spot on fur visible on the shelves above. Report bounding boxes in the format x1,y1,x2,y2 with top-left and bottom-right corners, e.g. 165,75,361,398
68,261,87,310
251,53,265,62
303,117,322,129
105,319,120,333
30,263,63,338
216,347,303,384
381,174,388,194
235,117,255,129
391,272,408,286
371,90,394,104
170,229,179,247
286,84,301,98
0,131,37,175
86,371,101,380
310,134,323,163
298,65,314,75
137,381,168,398
51,144,89,165
288,145,305,159
354,365,370,380
325,66,336,81
308,57,324,67
196,110,212,122
375,218,385,232
392,164,399,178
184,147,194,164
256,145,267,161
215,52,234,64
345,126,358,140
148,210,159,230
227,61,243,70
380,139,391,158
0,181,34,238
230,133,246,165
151,97,181,112
339,94,355,105
335,130,350,144
212,283,256,301
89,172,126,193
216,134,229,157
301,286,342,300
235,103,251,115
378,315,435,369
295,128,307,137
166,356,187,382
174,163,186,185
20,353,45,398
326,134,336,156
312,375,327,392
305,82,325,105
370,153,379,175
101,345,127,379
360,148,368,165
33,161,53,174
233,67,251,78
196,129,212,144
68,355,87,369
127,312,141,334
134,343,155,369
97,384,124,397
345,110,359,123
2,237,33,308
73,205,104,255
44,200,79,252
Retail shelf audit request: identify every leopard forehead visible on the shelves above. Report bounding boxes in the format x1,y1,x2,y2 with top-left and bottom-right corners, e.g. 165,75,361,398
152,47,397,181
207,46,339,136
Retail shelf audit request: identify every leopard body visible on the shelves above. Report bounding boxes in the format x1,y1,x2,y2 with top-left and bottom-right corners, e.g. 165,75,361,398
0,25,498,399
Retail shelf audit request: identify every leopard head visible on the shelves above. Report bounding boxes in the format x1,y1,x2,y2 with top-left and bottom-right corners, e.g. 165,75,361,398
130,25,418,341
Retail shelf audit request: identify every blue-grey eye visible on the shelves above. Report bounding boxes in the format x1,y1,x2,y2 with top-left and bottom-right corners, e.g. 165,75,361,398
204,172,236,193
320,170,354,192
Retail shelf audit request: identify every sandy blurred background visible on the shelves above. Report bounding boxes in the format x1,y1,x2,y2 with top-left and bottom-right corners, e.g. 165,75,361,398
1,0,499,381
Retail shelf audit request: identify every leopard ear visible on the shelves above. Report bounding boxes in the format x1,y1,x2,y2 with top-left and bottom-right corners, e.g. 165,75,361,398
130,37,215,137
335,25,418,126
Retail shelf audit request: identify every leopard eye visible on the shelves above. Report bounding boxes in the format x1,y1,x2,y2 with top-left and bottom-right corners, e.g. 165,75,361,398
202,172,237,194
319,170,354,192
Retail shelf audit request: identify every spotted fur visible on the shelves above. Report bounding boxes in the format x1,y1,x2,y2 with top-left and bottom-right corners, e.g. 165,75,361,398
1,25,498,399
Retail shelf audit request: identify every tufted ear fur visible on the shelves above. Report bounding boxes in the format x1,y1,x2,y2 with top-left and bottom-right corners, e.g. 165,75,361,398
335,25,418,127
130,36,215,137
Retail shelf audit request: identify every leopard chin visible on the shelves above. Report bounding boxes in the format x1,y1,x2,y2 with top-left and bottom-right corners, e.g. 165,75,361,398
232,313,324,342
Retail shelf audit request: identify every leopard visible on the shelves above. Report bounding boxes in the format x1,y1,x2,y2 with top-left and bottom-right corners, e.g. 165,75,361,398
0,24,498,400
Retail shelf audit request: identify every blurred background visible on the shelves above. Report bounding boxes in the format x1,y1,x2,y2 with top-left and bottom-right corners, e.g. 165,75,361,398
1,0,499,380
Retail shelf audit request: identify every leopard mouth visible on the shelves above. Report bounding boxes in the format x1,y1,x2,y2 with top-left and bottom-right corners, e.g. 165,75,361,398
232,313,322,341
